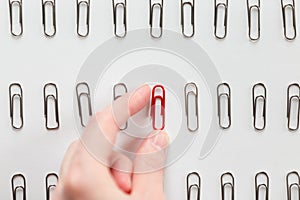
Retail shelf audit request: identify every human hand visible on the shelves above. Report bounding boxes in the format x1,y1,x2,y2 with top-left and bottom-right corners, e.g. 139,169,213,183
53,85,169,200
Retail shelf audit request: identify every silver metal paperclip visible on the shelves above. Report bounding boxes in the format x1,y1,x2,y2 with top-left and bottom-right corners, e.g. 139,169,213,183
217,83,231,129
286,171,300,200
112,0,127,38
214,0,229,39
9,83,24,130
9,0,23,36
281,0,297,40
76,82,92,127
287,83,300,131
149,0,163,38
11,174,26,200
255,172,269,200
46,173,58,200
42,0,56,37
44,83,60,130
77,0,90,37
221,172,234,200
247,0,261,41
184,83,199,132
252,83,267,131
187,172,201,200
113,83,128,130
181,0,195,38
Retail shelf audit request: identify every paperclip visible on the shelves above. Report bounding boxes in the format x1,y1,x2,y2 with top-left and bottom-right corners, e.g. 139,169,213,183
46,173,58,200
286,171,300,200
77,0,90,37
11,174,26,200
181,0,195,38
185,83,199,132
112,0,127,38
150,85,165,130
214,0,229,39
9,0,23,36
76,82,92,127
221,172,234,200
281,0,297,40
247,0,261,41
217,83,231,129
287,84,300,131
113,83,128,130
252,83,267,131
187,172,201,200
149,0,163,38
44,83,60,130
9,83,24,130
42,0,56,37
255,172,269,200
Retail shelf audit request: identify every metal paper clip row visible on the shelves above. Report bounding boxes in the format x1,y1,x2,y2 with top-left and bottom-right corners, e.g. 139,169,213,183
6,0,299,40
187,172,235,200
11,173,58,200
8,83,60,131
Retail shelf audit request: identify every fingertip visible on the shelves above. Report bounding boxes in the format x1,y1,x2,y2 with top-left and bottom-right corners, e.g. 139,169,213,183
129,84,151,115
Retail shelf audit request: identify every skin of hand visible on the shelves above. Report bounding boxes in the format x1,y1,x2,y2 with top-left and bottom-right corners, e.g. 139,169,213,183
52,85,169,200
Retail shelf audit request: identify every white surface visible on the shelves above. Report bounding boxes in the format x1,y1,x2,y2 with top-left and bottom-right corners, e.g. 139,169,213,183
0,0,299,199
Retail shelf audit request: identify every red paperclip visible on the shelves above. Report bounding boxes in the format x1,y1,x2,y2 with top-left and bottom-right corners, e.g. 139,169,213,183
150,85,166,130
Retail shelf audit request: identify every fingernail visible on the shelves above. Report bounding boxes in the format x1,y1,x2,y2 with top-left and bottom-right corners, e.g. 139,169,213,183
151,132,169,150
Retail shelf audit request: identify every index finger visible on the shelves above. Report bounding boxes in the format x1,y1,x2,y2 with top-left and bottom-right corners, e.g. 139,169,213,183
95,84,151,144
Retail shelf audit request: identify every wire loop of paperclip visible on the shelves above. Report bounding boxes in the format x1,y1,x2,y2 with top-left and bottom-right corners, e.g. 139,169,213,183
42,0,56,37
221,172,234,200
9,0,23,36
46,173,58,200
187,172,201,200
113,83,128,130
9,83,24,130
281,0,297,40
217,83,231,129
252,83,267,131
149,0,163,38
77,0,90,37
214,0,229,39
113,0,127,38
181,0,195,38
255,172,269,200
247,0,261,41
150,85,166,130
185,83,199,132
11,174,26,200
44,83,60,130
286,171,300,200
287,83,300,131
76,82,92,127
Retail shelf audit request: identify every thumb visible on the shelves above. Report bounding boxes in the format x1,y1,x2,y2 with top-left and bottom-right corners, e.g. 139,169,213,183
132,131,169,198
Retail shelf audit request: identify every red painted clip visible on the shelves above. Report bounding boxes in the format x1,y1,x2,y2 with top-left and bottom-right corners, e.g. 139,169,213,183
150,85,166,130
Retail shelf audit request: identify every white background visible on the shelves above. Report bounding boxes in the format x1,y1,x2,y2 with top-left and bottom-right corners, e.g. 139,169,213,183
0,0,299,199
